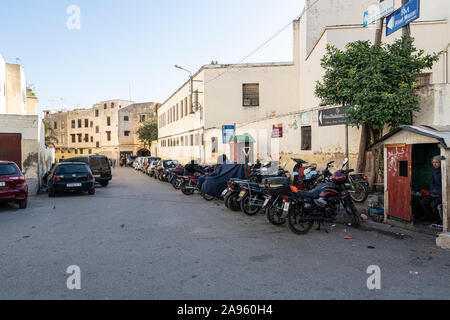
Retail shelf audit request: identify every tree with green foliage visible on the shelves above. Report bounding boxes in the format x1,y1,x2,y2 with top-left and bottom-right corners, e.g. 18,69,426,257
136,120,158,149
315,37,441,185
43,119,58,148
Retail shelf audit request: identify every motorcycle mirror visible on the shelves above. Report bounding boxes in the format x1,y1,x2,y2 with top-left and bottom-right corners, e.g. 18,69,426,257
343,158,349,168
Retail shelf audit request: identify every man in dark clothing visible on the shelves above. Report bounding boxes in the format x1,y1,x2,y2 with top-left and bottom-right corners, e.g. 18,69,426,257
184,160,204,177
420,156,443,224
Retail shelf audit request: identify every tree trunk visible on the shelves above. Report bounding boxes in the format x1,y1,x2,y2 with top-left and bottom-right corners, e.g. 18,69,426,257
356,124,368,173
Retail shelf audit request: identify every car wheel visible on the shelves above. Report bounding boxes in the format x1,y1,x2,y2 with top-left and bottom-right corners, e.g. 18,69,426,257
88,188,96,195
100,181,109,187
18,199,27,209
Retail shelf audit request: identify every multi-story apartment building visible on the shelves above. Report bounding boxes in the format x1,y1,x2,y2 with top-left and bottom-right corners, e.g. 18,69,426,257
118,102,159,158
44,100,158,162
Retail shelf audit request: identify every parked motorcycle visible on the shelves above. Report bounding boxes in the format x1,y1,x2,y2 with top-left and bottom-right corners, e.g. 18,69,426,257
285,159,361,235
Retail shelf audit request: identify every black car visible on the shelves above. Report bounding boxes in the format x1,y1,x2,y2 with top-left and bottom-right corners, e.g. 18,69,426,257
47,163,95,197
63,156,112,187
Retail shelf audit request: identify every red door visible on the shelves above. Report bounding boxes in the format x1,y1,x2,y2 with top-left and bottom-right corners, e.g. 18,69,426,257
387,145,412,222
0,133,22,170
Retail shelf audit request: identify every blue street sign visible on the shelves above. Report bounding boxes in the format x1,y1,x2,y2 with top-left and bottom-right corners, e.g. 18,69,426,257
386,0,420,36
222,125,235,144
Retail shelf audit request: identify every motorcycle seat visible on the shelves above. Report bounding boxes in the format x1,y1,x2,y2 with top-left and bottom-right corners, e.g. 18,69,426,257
295,189,322,199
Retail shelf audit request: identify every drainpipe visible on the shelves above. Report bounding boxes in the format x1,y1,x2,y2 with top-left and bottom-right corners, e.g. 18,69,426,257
446,42,450,84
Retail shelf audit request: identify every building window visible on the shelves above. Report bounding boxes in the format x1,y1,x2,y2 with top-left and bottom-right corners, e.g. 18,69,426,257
140,115,146,123
104,103,107,109
85,119,89,128
80,149,84,155
180,100,184,118
71,120,76,129
61,121,65,129
124,131,130,137
78,134,82,143
399,161,409,177
185,97,188,115
107,117,111,126
89,149,92,155
124,116,129,121
301,126,312,151
75,149,78,155
96,142,100,148
61,135,65,144
95,110,99,117
111,102,115,109
106,131,111,141
71,134,76,143
90,121,93,128
84,134,89,142
78,119,82,128
243,83,260,107
96,126,99,133
176,104,179,120
90,136,93,143
54,121,58,129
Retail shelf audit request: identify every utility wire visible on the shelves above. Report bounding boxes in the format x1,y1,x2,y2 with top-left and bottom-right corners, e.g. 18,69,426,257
193,0,322,89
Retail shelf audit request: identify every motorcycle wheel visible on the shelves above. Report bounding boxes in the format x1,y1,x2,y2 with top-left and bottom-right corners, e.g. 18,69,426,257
171,178,181,190
343,197,361,227
228,192,241,212
287,204,314,235
202,193,215,201
349,182,369,203
266,200,286,226
223,191,232,208
240,193,261,216
181,183,194,195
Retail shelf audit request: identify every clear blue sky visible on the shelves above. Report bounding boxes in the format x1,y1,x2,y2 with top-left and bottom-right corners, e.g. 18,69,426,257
0,0,305,114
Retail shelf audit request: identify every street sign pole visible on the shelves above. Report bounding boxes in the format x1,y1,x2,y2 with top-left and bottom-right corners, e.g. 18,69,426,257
402,0,411,49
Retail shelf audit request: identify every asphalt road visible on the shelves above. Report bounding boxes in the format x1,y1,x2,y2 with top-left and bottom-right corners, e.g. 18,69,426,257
0,167,449,300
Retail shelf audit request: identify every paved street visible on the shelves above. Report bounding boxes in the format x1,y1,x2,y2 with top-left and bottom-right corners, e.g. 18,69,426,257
0,167,449,300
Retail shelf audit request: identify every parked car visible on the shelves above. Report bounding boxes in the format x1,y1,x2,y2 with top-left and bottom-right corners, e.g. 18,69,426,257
47,162,96,197
63,156,112,187
127,156,137,167
146,161,160,177
156,160,181,181
0,161,28,209
133,157,145,171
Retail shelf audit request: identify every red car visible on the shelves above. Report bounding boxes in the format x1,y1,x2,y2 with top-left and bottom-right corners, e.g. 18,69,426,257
0,161,28,209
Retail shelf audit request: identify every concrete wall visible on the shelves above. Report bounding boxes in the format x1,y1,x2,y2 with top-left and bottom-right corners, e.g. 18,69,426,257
416,84,450,126
0,55,6,114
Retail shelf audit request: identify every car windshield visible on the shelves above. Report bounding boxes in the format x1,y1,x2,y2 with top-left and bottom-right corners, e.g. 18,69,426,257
57,164,90,174
164,161,180,168
0,164,20,176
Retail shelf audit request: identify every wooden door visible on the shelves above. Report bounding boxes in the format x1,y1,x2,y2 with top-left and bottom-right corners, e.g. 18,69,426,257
387,145,412,221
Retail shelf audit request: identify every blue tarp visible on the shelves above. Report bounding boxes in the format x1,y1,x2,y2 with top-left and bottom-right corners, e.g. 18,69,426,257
199,164,247,197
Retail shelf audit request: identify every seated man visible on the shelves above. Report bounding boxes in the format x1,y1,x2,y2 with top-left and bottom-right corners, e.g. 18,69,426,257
420,156,443,225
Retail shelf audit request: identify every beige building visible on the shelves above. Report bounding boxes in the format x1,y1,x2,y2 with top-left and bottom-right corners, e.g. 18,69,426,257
158,62,299,164
5,63,26,115
45,100,158,163
118,102,159,157
0,55,6,114
0,54,53,193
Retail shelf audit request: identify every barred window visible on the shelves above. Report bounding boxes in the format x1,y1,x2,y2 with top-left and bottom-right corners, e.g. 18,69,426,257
243,83,259,107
